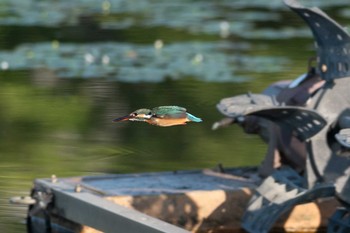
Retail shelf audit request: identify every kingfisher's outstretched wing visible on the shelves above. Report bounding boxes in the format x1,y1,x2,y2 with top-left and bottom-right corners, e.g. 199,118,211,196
152,106,187,119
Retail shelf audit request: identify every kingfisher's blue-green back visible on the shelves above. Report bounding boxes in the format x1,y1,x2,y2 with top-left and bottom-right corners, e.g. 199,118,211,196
113,105,202,127
152,106,187,118
151,106,202,122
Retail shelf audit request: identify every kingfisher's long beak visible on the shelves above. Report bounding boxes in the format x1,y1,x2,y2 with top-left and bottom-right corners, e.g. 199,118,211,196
112,115,132,122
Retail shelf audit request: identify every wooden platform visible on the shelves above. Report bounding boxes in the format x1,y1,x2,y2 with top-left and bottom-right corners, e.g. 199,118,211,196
29,167,339,233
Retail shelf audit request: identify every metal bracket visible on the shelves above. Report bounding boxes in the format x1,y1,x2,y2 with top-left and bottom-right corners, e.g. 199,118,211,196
26,188,54,233
246,106,327,141
285,0,350,82
216,91,327,141
31,178,191,233
216,93,276,119
335,128,350,149
328,208,350,233
242,167,335,233
27,189,53,216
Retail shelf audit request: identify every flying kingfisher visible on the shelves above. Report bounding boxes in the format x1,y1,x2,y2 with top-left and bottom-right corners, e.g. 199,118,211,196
112,106,202,127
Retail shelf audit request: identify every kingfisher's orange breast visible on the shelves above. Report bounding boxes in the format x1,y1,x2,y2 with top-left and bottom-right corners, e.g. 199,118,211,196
147,117,188,127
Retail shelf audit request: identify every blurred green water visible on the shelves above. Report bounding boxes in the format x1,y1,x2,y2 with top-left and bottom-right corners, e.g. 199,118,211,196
0,0,349,232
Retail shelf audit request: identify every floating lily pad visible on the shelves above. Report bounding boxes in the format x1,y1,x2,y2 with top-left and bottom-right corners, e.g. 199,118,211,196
0,41,289,82
0,0,331,40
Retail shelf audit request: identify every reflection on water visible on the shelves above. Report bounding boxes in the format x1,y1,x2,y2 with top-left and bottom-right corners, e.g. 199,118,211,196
0,72,267,232
0,0,349,232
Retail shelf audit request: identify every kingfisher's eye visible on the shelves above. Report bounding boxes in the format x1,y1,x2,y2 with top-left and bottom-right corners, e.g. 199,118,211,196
148,112,152,115
132,113,138,117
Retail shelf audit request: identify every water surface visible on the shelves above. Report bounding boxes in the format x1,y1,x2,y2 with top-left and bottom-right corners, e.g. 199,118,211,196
0,0,349,232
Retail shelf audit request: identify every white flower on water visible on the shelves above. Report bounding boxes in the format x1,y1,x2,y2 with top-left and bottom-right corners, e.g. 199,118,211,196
102,55,110,65
1,61,9,70
220,21,230,38
154,39,164,50
84,53,95,64
192,53,203,65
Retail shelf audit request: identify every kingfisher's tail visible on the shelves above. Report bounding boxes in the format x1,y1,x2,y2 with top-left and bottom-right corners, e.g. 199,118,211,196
187,113,203,122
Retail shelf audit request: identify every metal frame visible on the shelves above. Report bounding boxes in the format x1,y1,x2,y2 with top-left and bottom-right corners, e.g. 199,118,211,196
34,179,190,233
